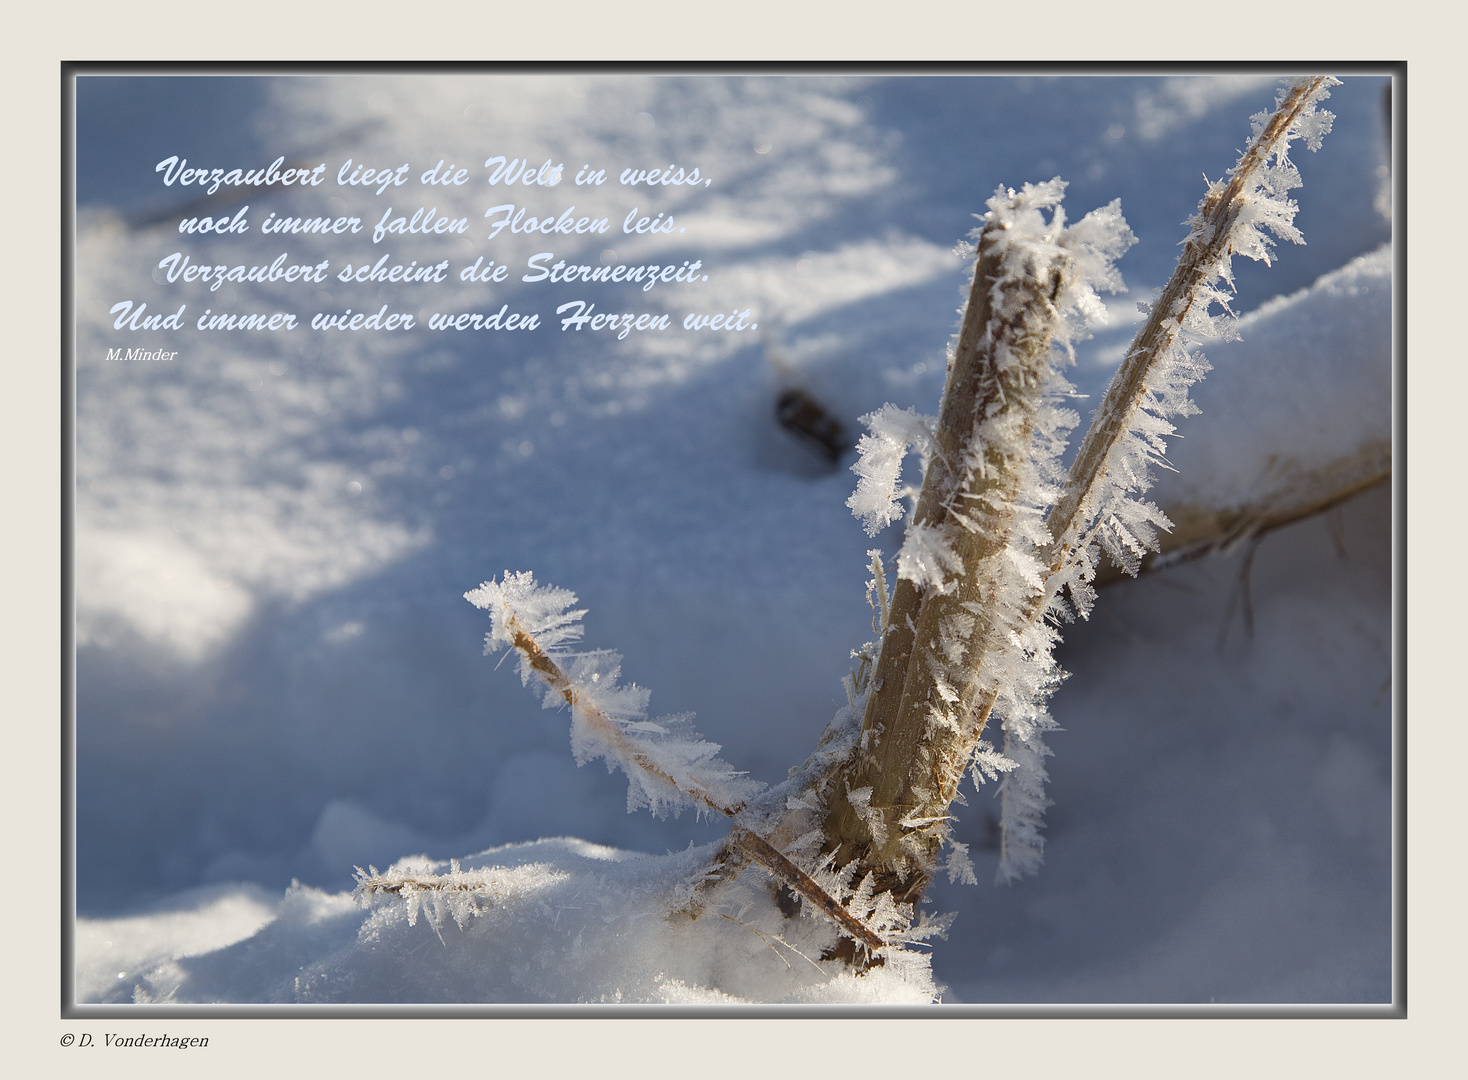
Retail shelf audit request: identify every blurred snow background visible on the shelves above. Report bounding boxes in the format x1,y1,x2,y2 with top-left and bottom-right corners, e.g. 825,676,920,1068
72,72,1393,1004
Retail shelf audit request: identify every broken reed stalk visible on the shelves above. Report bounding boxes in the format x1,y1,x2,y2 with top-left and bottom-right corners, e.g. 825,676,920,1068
821,202,1076,904
816,75,1339,920
502,610,885,951
1092,458,1391,587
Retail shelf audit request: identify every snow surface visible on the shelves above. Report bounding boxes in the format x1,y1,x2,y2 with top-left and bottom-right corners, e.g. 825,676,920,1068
72,72,1393,1005
1152,243,1391,512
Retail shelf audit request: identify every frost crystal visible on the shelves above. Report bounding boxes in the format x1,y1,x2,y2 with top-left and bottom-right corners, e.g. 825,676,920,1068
847,404,935,536
897,522,964,593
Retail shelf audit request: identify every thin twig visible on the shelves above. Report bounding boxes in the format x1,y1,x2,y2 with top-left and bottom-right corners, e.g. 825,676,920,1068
504,611,886,952
1043,76,1338,576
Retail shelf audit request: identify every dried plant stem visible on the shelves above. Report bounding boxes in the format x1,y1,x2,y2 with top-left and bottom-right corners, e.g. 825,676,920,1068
817,75,1338,918
1093,454,1390,587
972,80,1344,752
506,614,736,816
821,206,1074,901
356,872,488,896
1044,76,1338,576
502,611,885,951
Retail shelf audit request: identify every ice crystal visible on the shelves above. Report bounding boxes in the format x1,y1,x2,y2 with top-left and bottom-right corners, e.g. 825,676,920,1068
847,404,935,536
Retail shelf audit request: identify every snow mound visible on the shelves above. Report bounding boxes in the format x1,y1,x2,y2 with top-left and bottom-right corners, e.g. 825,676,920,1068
1157,243,1392,513
81,838,941,1004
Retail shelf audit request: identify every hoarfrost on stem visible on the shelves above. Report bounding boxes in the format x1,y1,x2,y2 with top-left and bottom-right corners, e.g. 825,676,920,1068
825,177,1136,894
994,77,1340,880
467,573,898,954
466,572,765,819
847,404,936,536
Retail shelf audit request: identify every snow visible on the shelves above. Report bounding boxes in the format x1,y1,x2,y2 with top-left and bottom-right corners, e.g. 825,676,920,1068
1153,244,1391,514
75,883,279,1004
70,71,1394,1006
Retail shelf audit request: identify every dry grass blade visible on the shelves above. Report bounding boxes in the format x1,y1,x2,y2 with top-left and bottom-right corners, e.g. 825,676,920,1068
502,609,886,952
